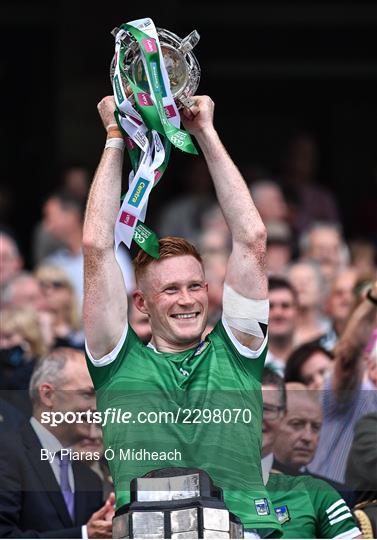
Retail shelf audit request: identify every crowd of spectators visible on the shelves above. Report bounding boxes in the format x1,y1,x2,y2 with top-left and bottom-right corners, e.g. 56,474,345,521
0,131,376,538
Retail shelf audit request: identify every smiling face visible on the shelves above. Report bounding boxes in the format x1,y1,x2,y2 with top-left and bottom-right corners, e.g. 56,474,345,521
269,287,298,340
133,255,209,352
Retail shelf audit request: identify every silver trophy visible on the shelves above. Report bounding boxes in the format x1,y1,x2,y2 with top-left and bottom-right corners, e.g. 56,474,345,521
112,468,244,539
110,26,201,109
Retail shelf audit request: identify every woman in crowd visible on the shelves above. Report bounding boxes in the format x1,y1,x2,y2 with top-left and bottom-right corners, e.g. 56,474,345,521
35,265,84,350
284,341,334,391
0,306,47,415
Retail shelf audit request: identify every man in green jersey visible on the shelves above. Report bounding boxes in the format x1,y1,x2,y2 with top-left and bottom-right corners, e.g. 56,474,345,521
83,94,281,535
261,369,362,538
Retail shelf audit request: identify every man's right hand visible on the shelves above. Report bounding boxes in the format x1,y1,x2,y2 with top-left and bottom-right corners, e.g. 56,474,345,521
86,498,113,538
97,96,117,132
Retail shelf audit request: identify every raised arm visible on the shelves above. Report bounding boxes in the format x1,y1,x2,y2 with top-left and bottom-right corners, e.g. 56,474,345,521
332,280,377,395
182,97,267,350
83,96,128,359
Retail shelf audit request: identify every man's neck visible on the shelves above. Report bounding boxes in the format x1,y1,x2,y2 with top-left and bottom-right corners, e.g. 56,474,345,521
65,228,82,255
150,335,202,353
333,318,346,336
297,306,319,326
273,456,300,475
269,334,294,363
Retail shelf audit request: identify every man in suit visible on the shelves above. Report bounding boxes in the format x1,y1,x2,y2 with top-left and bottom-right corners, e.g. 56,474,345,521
262,368,356,507
0,347,113,538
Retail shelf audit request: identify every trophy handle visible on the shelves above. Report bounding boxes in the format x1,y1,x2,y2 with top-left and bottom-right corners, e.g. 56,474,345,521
178,30,200,55
179,95,195,108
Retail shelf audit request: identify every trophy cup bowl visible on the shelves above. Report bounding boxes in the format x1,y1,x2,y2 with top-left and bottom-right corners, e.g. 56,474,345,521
110,27,201,108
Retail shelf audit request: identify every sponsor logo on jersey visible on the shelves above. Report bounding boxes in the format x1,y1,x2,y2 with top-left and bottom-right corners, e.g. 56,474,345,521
164,104,177,119
142,38,157,53
137,92,152,106
129,178,150,208
254,498,270,516
274,505,290,524
119,211,136,227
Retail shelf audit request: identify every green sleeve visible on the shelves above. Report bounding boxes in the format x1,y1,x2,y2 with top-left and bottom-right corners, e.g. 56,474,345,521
85,325,143,390
210,318,268,382
305,477,359,539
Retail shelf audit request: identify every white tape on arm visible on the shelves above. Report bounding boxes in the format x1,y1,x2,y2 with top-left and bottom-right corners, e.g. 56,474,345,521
105,138,125,151
223,283,269,338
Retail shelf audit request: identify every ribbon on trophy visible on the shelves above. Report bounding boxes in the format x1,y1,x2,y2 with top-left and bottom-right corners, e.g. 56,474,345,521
111,17,198,262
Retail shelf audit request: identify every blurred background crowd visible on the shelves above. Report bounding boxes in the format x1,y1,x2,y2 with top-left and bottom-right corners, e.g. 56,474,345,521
0,0,376,537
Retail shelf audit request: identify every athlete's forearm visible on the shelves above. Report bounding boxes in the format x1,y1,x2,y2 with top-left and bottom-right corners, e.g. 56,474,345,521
333,282,377,394
196,127,266,246
83,147,123,251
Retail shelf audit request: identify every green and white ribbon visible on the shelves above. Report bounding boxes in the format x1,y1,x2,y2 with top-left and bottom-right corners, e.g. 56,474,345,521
112,17,198,264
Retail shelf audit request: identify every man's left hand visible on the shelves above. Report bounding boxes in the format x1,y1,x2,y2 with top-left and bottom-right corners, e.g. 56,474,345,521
180,95,215,137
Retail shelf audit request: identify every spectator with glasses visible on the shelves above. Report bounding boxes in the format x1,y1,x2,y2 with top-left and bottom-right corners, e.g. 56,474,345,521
35,265,84,350
261,368,361,538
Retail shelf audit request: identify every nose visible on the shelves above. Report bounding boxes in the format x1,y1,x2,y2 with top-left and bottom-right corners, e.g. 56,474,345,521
88,422,101,440
312,373,324,391
300,424,315,444
177,288,195,306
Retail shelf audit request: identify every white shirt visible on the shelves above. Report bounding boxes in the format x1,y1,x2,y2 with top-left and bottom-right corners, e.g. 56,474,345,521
261,452,274,485
30,417,75,490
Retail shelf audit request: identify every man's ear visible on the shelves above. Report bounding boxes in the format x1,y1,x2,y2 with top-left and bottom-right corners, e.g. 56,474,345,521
39,383,55,409
132,289,150,315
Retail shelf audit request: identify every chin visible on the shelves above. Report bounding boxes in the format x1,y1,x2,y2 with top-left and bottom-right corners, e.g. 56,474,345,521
293,457,311,468
170,317,206,342
176,328,203,344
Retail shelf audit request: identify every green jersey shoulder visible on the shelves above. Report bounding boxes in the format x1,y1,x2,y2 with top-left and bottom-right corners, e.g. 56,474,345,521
267,473,360,539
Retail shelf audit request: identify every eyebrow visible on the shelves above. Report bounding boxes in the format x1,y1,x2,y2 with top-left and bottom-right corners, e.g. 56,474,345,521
159,279,205,289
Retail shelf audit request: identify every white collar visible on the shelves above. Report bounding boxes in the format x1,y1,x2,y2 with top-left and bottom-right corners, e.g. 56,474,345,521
147,341,160,353
30,416,65,453
261,453,274,485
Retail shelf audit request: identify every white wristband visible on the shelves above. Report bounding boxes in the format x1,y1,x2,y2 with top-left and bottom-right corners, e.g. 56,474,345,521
105,138,125,151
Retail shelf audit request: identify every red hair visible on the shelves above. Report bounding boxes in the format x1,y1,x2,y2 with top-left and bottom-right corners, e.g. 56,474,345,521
133,236,203,284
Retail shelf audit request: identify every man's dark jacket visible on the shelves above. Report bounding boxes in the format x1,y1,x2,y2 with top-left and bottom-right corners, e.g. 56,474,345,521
0,422,103,538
